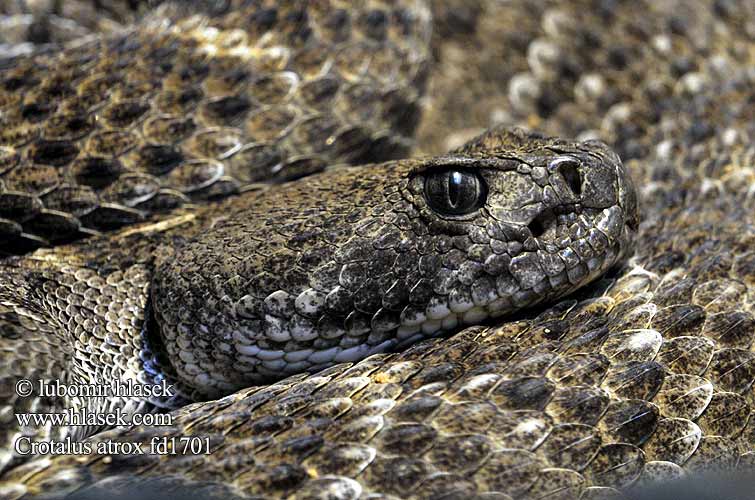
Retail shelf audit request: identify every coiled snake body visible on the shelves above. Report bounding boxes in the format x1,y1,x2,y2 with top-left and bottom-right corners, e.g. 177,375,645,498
0,0,753,498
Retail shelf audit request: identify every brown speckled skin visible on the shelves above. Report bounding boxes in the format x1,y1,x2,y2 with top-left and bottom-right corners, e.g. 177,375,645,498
1,0,755,499
0,0,430,253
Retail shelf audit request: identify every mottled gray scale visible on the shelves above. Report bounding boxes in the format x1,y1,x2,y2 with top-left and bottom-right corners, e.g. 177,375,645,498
654,374,713,420
643,417,702,465
598,399,659,446
584,443,644,489
602,361,665,401
546,385,609,426
696,392,749,439
705,348,755,394
539,423,602,471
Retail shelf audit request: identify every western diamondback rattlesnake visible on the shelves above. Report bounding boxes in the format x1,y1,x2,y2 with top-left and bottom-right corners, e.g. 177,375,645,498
0,1,754,498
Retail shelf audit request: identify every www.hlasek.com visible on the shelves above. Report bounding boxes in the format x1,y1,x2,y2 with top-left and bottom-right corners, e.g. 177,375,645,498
14,378,212,456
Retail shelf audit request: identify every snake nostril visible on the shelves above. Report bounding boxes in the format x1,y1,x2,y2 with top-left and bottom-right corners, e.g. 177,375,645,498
557,160,582,197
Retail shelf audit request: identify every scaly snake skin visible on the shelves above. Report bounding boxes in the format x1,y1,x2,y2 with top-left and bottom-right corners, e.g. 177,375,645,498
0,0,754,498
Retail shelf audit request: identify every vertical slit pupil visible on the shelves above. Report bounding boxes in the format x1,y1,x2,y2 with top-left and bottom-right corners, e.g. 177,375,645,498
448,171,464,208
424,169,486,216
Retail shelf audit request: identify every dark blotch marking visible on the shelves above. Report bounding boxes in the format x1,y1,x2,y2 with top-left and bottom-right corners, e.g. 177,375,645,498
137,145,184,176
71,157,125,189
29,140,79,167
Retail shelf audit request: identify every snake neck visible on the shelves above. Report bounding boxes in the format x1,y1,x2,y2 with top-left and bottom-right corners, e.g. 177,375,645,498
0,258,192,429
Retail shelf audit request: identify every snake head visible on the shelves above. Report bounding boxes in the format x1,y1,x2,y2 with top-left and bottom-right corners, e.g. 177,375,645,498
152,127,638,396
406,127,639,308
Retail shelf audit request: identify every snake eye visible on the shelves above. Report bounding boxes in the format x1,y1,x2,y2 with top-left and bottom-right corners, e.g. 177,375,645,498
424,169,487,216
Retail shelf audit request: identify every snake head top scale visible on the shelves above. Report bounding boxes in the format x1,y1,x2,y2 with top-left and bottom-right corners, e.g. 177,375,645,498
153,128,639,397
